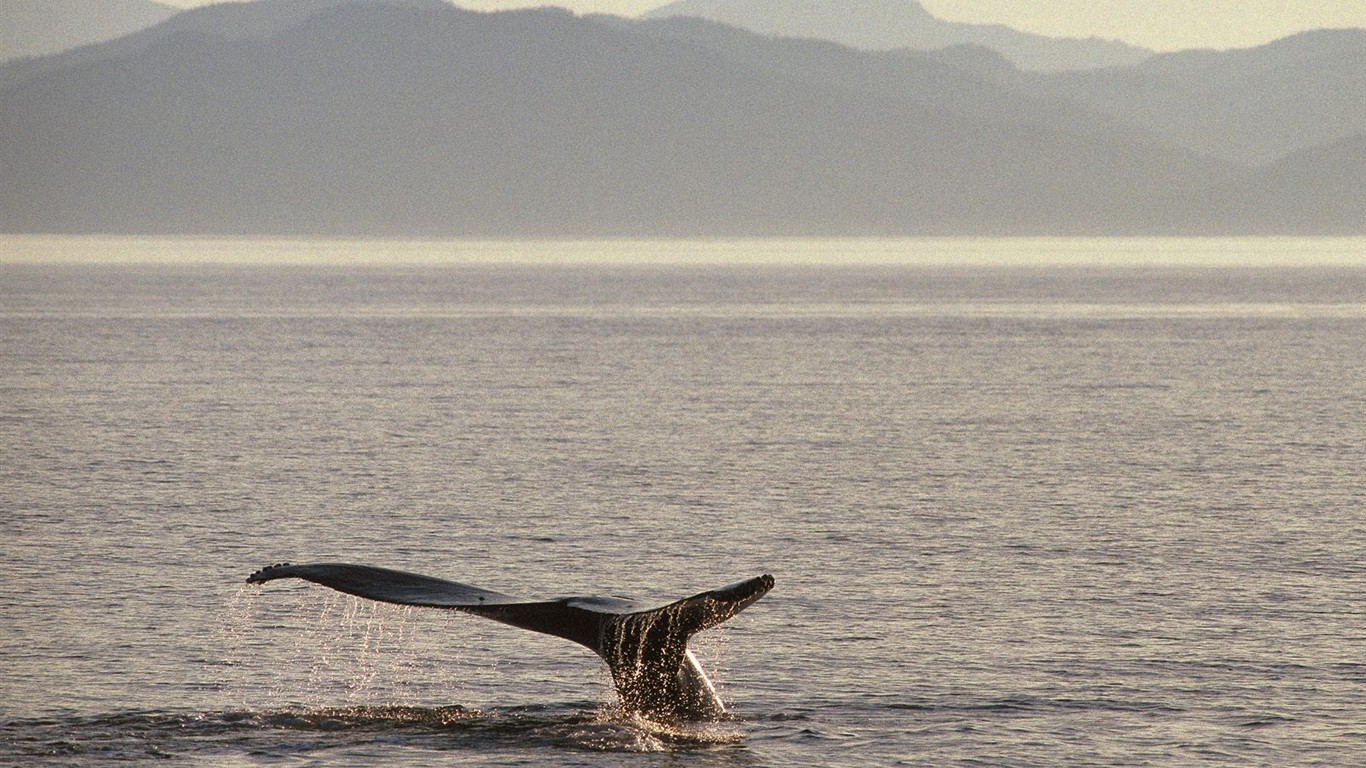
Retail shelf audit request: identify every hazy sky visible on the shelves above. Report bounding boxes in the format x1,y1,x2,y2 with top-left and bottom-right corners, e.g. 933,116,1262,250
153,0,1366,52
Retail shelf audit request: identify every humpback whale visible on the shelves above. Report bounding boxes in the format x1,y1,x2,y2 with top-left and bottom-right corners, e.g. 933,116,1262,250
246,563,774,722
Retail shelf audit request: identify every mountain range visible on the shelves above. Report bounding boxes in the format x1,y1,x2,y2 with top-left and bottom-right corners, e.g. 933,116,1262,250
642,0,1151,72
2,0,1363,236
1,0,176,63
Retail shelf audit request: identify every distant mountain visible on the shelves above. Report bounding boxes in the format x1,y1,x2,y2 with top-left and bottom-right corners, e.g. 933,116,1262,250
1187,133,1366,234
616,15,1366,170
0,1,1360,236
1,0,176,62
0,2,1228,237
1,0,449,91
1031,28,1366,166
620,16,1158,152
640,0,1151,72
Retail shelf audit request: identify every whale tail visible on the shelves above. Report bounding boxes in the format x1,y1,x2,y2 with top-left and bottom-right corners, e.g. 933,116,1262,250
246,563,774,721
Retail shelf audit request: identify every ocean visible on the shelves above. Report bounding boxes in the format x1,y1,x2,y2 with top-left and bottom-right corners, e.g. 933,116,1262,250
2,237,1364,766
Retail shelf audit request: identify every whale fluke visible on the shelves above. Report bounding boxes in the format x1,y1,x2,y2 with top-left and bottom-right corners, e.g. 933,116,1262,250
246,563,774,722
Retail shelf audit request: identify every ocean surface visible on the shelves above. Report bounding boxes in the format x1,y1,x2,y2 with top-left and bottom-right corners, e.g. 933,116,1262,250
2,237,1365,766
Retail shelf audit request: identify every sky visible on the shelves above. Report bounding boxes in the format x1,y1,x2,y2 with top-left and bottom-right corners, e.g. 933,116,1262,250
151,0,1366,52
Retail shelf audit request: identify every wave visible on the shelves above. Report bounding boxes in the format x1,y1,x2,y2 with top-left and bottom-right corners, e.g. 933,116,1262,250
0,704,747,764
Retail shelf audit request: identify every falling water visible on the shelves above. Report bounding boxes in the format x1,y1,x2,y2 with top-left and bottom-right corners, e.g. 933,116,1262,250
222,584,476,712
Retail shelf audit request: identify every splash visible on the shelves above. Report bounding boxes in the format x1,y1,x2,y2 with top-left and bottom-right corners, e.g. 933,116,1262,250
254,703,478,728
222,585,471,711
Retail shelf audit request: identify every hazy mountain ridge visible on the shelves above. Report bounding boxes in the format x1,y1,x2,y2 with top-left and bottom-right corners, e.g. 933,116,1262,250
1,2,1361,236
0,0,449,92
622,16,1180,157
1193,133,1366,234
640,0,1151,72
1030,28,1366,165
637,1,1366,166
0,0,176,63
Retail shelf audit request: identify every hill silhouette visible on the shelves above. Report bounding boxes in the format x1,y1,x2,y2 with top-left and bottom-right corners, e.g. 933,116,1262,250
641,0,1151,71
1,0,175,63
1,1,1361,236
1185,133,1366,234
0,0,447,91
1028,29,1366,165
